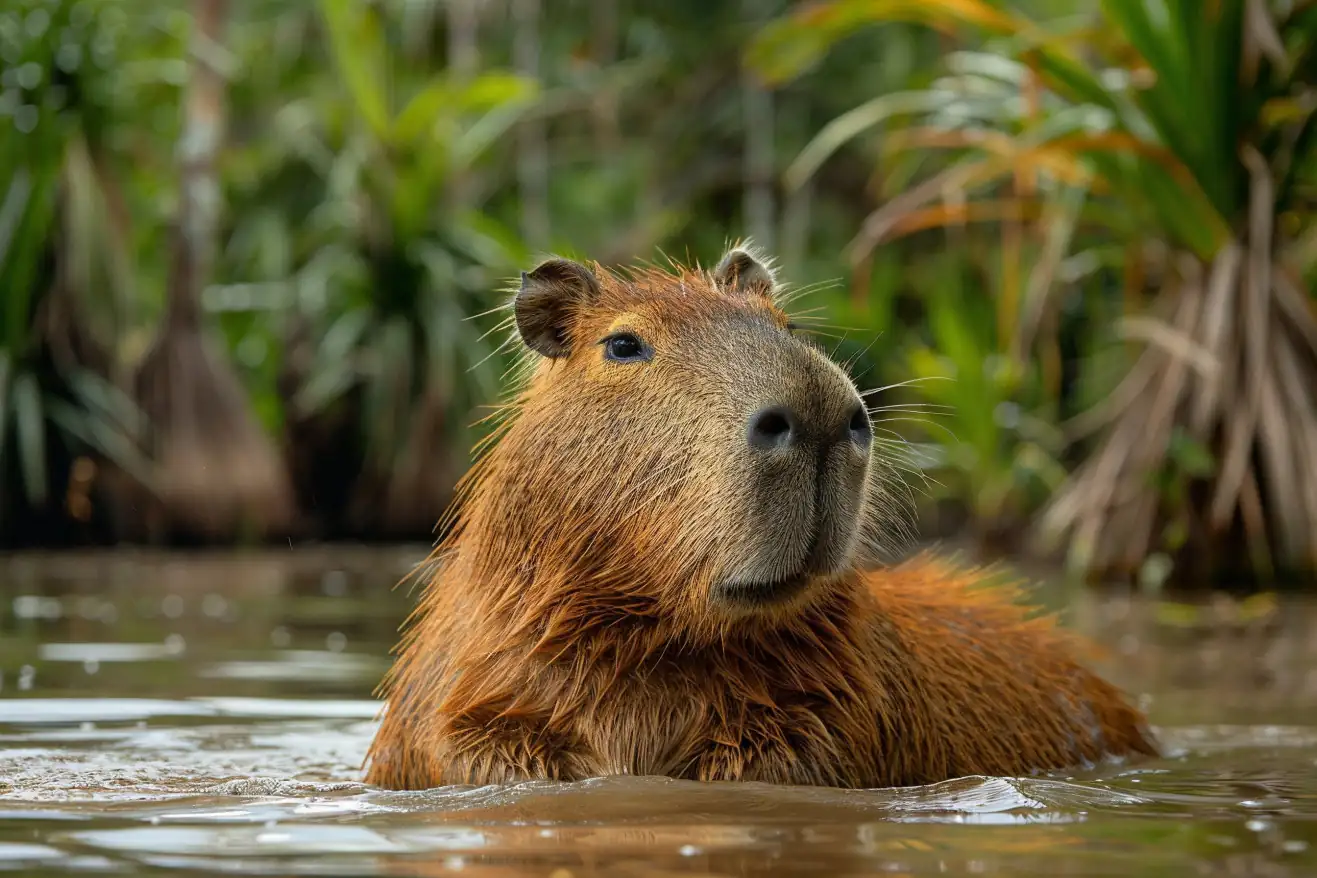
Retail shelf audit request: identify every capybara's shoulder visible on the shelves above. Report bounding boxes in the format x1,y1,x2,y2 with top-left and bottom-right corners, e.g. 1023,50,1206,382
855,554,1159,780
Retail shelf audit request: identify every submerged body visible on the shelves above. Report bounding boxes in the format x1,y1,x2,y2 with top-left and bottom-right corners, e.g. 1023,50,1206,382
365,247,1158,790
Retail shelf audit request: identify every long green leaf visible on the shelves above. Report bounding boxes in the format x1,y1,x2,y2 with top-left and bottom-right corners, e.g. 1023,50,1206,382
46,398,154,487
747,0,1032,84
0,352,10,464
787,90,956,190
319,0,391,137
12,372,46,505
0,168,59,353
453,102,536,169
1100,0,1245,217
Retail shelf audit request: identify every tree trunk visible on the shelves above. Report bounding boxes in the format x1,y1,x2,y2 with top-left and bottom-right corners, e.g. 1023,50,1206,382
170,0,228,330
129,0,295,544
513,0,549,248
741,0,775,251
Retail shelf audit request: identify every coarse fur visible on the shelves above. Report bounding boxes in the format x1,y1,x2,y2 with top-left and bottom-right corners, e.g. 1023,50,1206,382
364,244,1159,790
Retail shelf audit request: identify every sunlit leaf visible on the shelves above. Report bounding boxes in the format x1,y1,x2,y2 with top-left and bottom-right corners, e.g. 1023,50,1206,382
885,199,1048,238
392,79,456,146
786,90,956,190
455,72,539,113
749,0,1031,84
319,0,391,138
453,102,537,168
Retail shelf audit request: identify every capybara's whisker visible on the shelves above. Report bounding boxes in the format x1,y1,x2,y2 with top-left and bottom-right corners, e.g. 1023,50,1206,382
867,403,954,413
860,376,954,396
869,416,960,443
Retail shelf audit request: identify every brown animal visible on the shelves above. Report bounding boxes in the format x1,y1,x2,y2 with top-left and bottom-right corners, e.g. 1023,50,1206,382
365,245,1159,790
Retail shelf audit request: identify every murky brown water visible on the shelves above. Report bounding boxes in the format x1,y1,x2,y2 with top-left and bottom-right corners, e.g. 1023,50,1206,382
1,547,1316,876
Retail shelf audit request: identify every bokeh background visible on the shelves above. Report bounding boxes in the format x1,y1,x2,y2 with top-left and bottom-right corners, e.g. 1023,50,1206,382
3,0,1316,591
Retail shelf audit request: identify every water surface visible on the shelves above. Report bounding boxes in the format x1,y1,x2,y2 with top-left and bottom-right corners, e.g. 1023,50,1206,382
2,547,1315,876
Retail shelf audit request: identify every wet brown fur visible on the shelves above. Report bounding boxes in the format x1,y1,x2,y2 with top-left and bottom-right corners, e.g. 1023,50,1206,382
364,250,1159,790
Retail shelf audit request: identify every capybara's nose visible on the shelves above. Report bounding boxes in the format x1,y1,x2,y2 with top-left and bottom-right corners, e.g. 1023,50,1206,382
846,402,873,449
746,402,871,452
746,405,799,450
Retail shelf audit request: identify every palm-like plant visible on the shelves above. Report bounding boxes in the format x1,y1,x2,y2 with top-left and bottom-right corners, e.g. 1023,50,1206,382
0,0,152,542
219,0,538,538
753,0,1317,582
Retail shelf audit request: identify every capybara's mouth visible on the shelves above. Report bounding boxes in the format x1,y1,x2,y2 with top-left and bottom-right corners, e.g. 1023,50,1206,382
711,572,812,608
711,508,842,610
713,523,829,608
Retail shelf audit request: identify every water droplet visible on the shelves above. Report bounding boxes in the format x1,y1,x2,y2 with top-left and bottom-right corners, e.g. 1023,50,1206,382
321,570,348,597
12,595,61,620
15,61,41,90
55,43,80,73
162,594,184,619
18,665,36,691
679,845,700,856
70,2,95,29
164,633,186,656
83,659,99,675
326,632,347,653
1283,840,1309,853
236,334,268,369
25,9,51,40
992,401,1020,430
90,32,115,68
202,594,228,618
14,104,37,134
270,626,291,648
79,721,94,732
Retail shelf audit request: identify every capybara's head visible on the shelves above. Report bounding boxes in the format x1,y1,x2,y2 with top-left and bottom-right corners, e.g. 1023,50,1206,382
459,245,905,635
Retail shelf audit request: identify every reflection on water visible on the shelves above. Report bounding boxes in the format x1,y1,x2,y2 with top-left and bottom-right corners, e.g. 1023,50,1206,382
1,548,1316,876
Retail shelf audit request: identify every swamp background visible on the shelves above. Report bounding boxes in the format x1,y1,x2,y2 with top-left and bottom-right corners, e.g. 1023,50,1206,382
2,0,1317,591
4,4,1317,876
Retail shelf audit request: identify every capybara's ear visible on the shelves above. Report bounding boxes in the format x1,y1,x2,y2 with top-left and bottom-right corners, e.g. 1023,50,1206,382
713,247,775,296
515,258,603,358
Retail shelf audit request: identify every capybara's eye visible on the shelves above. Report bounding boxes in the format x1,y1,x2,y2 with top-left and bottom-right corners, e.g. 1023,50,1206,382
602,332,650,363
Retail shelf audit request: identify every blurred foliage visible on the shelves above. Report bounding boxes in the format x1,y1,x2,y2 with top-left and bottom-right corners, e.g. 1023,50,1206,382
753,0,1317,585
214,1,539,534
0,0,160,539
2,0,1315,586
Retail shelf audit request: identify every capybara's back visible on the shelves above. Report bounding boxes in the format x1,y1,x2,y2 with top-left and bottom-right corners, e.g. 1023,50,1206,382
365,245,1158,790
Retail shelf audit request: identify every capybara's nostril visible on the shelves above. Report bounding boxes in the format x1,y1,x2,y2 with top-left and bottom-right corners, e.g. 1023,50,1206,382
747,405,798,450
848,404,872,448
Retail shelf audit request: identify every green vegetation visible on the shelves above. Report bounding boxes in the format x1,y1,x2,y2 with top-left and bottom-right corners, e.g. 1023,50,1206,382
755,0,1317,585
2,0,1314,587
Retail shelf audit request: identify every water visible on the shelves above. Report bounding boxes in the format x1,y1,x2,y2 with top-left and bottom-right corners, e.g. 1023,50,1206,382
2,548,1316,876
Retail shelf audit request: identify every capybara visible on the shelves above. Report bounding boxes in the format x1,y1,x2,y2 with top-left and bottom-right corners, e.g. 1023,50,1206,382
365,245,1159,790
